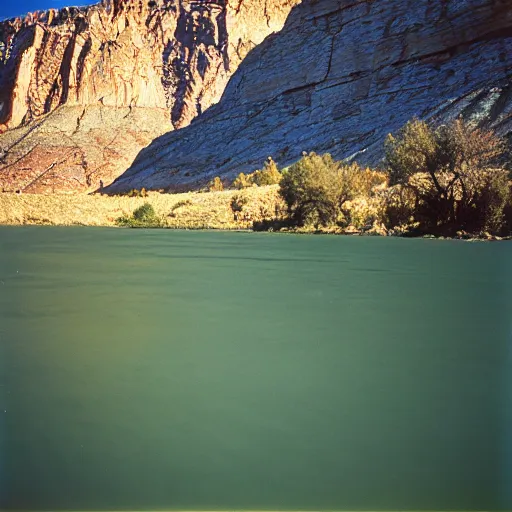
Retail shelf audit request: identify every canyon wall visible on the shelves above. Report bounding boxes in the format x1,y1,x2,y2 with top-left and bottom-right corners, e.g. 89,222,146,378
0,0,298,192
107,0,512,193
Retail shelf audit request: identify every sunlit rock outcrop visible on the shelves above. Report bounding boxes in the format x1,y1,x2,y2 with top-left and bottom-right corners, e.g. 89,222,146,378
107,0,512,193
0,0,298,192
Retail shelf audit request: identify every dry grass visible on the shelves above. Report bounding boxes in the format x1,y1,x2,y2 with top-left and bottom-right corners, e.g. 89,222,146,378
0,186,284,229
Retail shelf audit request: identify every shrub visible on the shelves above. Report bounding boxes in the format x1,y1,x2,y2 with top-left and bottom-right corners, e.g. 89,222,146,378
473,171,511,233
252,218,293,232
382,184,417,230
232,158,282,189
385,118,509,234
344,196,385,231
503,184,512,234
231,193,249,213
133,203,155,221
250,157,282,186
208,176,224,192
351,167,388,197
126,188,148,198
168,199,193,218
116,202,163,228
233,172,251,190
171,199,193,210
279,153,366,227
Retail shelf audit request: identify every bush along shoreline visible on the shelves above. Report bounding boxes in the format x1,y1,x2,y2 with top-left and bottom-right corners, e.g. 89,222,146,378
1,119,511,240
247,119,512,240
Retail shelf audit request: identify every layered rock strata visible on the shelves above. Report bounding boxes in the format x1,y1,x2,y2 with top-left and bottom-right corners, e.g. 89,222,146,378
0,0,298,192
107,0,512,193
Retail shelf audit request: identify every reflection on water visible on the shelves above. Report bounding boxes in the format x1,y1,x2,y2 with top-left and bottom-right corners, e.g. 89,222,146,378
0,227,511,511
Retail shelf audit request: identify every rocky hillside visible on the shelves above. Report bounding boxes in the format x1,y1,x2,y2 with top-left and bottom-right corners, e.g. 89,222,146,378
0,0,298,192
107,0,512,193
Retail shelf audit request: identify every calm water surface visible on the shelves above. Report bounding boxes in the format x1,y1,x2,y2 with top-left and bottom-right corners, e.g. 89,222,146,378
0,227,511,511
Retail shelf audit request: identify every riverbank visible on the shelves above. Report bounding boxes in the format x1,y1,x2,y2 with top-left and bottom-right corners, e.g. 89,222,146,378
0,188,510,240
0,187,283,230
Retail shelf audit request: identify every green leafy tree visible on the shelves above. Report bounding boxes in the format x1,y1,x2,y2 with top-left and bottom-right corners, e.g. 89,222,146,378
385,118,509,234
133,202,156,222
279,152,362,227
116,202,163,228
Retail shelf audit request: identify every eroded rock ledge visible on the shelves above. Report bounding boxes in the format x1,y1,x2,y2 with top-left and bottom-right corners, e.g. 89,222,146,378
107,0,512,193
0,0,298,192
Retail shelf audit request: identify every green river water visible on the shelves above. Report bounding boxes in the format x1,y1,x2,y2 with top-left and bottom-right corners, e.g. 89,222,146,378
0,227,511,511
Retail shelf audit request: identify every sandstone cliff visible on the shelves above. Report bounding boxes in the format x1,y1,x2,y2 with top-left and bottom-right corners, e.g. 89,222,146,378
0,0,298,192
107,0,512,193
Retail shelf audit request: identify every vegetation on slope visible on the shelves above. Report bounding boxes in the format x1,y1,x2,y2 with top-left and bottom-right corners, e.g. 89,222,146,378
0,118,510,239
260,118,511,238
384,119,510,235
233,158,283,189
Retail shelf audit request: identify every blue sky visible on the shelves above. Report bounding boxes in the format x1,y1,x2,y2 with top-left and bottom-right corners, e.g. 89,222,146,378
1,1,92,20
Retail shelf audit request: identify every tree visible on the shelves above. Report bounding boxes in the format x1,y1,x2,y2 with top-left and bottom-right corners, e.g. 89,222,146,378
385,118,509,233
279,152,364,227
116,202,163,228
133,202,156,222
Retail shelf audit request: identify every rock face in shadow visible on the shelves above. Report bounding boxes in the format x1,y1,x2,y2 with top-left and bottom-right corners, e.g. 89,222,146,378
107,0,512,193
0,0,298,192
